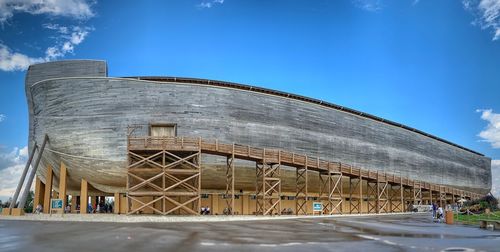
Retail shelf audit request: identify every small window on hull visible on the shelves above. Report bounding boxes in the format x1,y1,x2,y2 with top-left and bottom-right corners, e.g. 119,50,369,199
150,123,177,137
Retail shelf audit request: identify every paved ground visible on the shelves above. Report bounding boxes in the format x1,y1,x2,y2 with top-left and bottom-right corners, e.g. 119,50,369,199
0,211,411,222
0,214,499,251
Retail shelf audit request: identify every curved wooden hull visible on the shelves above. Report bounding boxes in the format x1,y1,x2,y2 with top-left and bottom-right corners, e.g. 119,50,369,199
25,60,491,194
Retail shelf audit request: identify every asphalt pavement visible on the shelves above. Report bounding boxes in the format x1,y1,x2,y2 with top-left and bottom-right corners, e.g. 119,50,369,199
0,213,498,251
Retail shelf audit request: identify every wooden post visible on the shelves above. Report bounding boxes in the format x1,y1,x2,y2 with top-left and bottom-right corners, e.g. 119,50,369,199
91,196,97,210
430,189,433,205
114,192,120,214
400,177,404,213
33,177,45,213
71,195,77,213
59,162,68,212
211,194,219,215
80,179,88,215
242,194,249,215
43,165,53,214
359,171,363,214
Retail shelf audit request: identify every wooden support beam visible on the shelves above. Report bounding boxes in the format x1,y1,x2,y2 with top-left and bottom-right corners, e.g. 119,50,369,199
33,177,45,213
43,165,53,214
295,156,308,215
114,192,120,214
59,162,68,212
376,172,389,214
256,149,281,216
126,135,480,216
413,180,422,206
349,175,361,214
224,144,235,215
71,195,77,213
400,177,404,213
126,145,202,215
10,144,38,209
211,194,219,215
439,186,446,207
367,180,377,214
389,183,403,213
80,179,88,215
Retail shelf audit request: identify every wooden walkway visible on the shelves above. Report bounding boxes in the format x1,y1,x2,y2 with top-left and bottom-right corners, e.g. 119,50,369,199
127,136,481,216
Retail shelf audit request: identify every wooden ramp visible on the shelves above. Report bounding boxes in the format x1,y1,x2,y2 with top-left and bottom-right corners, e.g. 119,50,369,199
126,136,481,216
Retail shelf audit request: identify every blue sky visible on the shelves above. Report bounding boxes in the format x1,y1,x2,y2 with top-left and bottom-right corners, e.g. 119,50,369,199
0,0,500,200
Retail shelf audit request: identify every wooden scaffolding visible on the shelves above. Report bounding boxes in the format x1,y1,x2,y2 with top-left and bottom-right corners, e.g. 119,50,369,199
127,137,202,215
123,134,481,216
318,164,343,215
255,149,282,215
224,144,235,215
295,156,308,215
348,167,362,214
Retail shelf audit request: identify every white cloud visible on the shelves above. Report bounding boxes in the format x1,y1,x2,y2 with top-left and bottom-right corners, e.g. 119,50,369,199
491,160,500,197
0,114,5,122
0,23,93,71
353,0,382,12
18,146,28,158
197,0,224,9
0,146,29,202
0,1,95,71
43,25,92,61
463,0,500,40
477,109,500,148
0,163,24,201
42,23,69,34
0,44,44,71
0,0,94,24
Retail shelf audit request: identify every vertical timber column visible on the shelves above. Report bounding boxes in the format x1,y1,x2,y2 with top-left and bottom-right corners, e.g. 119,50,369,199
400,177,404,213
114,192,120,214
295,155,308,215
359,170,363,214
429,189,433,205
376,172,389,214
59,162,68,211
211,194,219,215
225,144,235,215
43,165,53,214
197,138,202,215
71,195,77,213
33,177,45,213
439,186,446,207
242,194,249,215
348,166,360,214
91,197,97,210
80,179,88,214
256,149,281,216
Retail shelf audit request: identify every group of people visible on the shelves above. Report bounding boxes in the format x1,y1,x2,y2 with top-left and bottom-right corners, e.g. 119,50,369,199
35,204,43,213
33,203,80,214
431,203,444,222
87,202,113,213
200,206,211,215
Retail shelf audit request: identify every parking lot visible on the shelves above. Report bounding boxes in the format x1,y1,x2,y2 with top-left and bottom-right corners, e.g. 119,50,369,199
0,213,499,251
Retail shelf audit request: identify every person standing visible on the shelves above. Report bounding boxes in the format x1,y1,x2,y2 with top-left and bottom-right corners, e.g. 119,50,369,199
437,205,444,223
432,202,437,219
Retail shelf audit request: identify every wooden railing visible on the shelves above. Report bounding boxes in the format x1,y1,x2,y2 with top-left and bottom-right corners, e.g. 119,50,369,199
127,136,481,199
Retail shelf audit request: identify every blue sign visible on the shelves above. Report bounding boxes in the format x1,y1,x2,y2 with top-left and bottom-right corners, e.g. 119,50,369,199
313,202,323,211
51,199,63,209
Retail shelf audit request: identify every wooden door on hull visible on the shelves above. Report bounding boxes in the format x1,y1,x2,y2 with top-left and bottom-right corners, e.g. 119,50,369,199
150,124,176,137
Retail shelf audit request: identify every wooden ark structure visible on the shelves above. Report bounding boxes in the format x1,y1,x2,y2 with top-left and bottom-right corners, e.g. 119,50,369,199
6,60,491,216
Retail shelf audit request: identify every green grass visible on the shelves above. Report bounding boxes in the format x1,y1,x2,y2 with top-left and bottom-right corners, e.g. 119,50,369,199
454,211,500,225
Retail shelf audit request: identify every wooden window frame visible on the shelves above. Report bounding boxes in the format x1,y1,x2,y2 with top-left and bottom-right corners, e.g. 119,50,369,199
149,123,177,137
